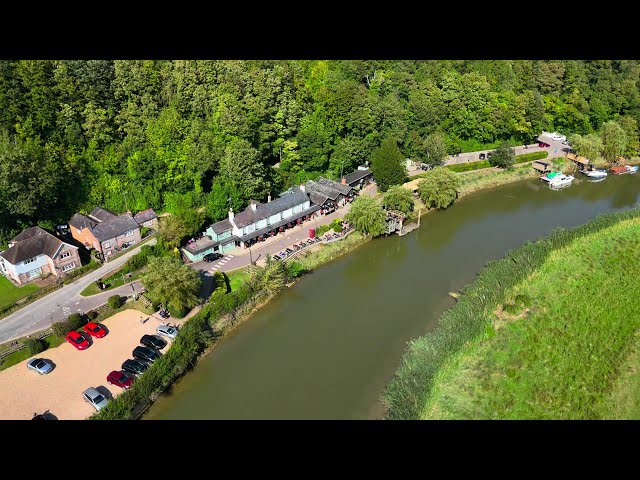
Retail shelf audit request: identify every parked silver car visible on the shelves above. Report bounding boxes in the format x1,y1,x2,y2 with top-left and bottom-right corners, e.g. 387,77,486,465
26,358,53,375
82,387,109,412
156,324,178,339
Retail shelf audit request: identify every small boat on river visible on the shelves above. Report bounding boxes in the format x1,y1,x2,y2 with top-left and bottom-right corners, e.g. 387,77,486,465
582,168,607,179
625,165,638,173
541,171,562,182
548,174,574,189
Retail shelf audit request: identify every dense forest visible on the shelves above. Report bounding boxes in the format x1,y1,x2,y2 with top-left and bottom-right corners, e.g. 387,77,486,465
2,60,640,247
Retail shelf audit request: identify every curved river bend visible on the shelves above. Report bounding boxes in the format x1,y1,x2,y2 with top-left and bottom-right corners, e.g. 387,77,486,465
146,174,640,419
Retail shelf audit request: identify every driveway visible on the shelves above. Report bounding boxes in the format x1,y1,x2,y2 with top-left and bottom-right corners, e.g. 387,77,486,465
0,239,156,344
0,308,171,420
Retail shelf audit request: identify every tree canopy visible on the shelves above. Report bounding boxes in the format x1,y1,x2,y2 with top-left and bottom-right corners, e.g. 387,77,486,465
382,185,415,215
2,60,640,247
141,256,201,312
371,137,407,192
417,167,461,210
489,142,516,169
345,195,387,237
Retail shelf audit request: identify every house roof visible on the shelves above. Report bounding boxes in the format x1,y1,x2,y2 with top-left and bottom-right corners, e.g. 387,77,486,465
344,168,372,185
232,190,309,228
237,204,321,242
89,207,118,222
210,218,232,234
532,160,551,172
69,213,97,231
305,180,340,204
1,227,76,265
566,152,589,165
133,208,158,225
315,177,353,195
91,215,140,242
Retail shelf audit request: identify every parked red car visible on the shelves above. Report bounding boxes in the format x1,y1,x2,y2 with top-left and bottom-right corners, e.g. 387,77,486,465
65,331,89,350
83,322,106,338
538,141,551,148
106,370,134,389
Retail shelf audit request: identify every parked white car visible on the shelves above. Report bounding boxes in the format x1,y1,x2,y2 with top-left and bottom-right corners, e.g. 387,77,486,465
156,324,178,339
26,358,53,375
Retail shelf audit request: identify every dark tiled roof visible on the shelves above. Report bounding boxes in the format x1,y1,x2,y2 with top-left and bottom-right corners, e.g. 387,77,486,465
309,191,329,206
133,208,158,224
90,207,118,222
183,235,239,255
211,218,232,234
1,227,76,265
305,179,350,206
316,177,353,195
344,168,372,185
91,215,139,242
233,190,309,228
237,205,320,241
69,213,97,231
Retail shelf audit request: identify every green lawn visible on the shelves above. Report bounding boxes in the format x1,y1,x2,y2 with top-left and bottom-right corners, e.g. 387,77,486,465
0,275,40,310
420,216,640,419
80,270,142,297
226,269,250,292
0,335,65,372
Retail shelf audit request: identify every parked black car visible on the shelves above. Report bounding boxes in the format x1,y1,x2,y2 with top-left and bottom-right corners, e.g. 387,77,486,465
203,252,223,262
140,334,167,350
121,358,149,376
479,153,486,160
132,346,161,363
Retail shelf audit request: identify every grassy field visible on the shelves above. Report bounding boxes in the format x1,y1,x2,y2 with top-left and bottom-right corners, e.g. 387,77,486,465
296,231,368,271
226,269,250,292
385,208,640,419
80,269,142,296
0,276,40,311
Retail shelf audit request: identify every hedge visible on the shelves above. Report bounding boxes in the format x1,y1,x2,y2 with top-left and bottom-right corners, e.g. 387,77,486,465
384,207,640,420
24,338,45,355
514,150,549,164
445,160,492,173
108,295,122,309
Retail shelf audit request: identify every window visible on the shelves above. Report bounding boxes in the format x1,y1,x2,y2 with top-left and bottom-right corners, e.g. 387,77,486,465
59,251,71,260
28,268,41,279
24,257,37,264
103,241,111,248
125,230,134,237
61,262,76,272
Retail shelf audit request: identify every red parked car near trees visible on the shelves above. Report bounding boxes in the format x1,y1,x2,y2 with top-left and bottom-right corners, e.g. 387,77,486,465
65,331,89,350
83,322,107,338
107,370,135,389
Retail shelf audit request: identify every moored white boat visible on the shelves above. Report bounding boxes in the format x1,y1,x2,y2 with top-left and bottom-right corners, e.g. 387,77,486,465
548,173,574,189
541,171,562,182
625,165,639,173
582,169,607,178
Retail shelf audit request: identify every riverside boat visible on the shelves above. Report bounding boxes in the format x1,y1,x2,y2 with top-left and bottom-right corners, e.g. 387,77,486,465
541,171,562,182
625,165,638,173
582,168,607,179
548,174,574,189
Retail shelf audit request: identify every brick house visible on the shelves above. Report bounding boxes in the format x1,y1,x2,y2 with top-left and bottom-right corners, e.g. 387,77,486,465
69,207,141,260
0,226,81,285
133,208,159,230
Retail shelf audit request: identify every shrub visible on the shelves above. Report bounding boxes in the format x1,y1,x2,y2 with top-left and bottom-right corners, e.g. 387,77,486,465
67,313,85,331
210,271,227,302
24,338,45,355
108,295,122,309
488,142,516,169
168,304,188,319
62,260,100,285
446,160,491,173
86,310,98,320
502,303,520,315
286,261,308,279
316,225,330,236
52,321,71,337
417,167,461,210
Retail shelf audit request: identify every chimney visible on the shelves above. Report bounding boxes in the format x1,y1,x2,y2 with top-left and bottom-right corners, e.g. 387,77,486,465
341,177,347,185
299,183,306,193
250,200,257,211
268,193,271,203
228,208,234,222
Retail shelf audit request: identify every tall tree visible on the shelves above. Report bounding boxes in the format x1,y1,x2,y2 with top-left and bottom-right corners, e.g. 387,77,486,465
569,133,603,161
600,120,628,162
344,195,386,237
142,256,201,313
488,142,516,169
370,137,406,192
382,185,415,215
422,132,448,166
417,167,461,210
218,137,268,203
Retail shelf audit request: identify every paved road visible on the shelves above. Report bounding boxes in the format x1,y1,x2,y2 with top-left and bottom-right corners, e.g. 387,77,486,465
0,239,156,344
407,136,567,176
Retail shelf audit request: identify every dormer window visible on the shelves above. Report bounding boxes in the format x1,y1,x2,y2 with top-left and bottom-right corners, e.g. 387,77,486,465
24,257,37,264
60,251,71,259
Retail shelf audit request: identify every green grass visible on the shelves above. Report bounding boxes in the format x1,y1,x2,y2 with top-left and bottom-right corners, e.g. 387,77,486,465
80,270,143,297
384,208,640,420
296,231,368,271
514,150,548,164
0,275,40,311
227,269,250,292
0,334,65,372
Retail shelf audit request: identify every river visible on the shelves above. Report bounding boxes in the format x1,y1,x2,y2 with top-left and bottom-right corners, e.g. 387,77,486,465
146,173,640,419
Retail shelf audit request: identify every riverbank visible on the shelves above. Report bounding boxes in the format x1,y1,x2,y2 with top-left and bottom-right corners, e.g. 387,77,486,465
384,207,640,419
